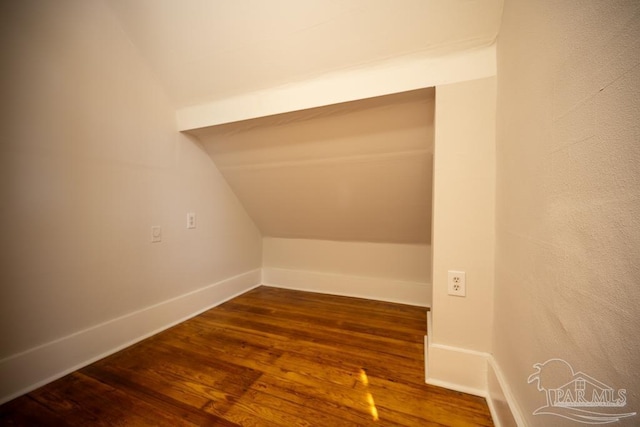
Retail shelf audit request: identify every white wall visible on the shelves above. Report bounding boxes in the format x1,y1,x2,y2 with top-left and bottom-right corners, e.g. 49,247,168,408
263,237,431,306
0,0,262,403
427,77,496,395
493,1,640,426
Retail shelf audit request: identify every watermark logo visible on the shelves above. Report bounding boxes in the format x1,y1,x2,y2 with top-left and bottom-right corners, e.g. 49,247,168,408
528,359,636,424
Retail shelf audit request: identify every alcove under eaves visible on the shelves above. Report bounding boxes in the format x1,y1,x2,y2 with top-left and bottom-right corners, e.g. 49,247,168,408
186,88,434,306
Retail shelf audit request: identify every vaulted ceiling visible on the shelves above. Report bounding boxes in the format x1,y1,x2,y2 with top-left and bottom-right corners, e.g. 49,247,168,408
106,1,502,244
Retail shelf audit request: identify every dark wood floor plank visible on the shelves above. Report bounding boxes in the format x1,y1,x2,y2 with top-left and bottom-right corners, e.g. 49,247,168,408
82,364,240,427
220,296,426,335
198,306,422,360
30,372,198,427
248,372,380,425
0,396,72,427
0,286,494,426
184,319,426,386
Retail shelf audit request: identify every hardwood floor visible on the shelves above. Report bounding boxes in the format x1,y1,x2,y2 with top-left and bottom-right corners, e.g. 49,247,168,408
0,286,494,426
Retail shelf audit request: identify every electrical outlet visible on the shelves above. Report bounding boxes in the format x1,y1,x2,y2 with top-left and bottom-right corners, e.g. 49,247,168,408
447,270,466,297
187,212,196,229
151,226,162,243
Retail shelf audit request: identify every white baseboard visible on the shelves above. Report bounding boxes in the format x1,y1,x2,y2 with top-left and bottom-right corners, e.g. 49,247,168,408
486,356,527,427
424,310,488,397
424,341,489,397
0,269,261,404
424,310,525,426
262,267,430,307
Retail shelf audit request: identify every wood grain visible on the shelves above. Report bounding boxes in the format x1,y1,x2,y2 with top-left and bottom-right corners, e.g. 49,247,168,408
0,286,494,426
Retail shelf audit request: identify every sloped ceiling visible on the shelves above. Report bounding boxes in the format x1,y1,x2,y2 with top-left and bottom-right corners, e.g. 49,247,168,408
105,1,501,244
189,89,434,244
106,0,502,109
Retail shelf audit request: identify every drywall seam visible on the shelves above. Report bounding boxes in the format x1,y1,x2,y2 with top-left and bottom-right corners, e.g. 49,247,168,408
262,267,430,307
487,356,528,427
217,149,432,172
0,269,262,404
177,45,496,130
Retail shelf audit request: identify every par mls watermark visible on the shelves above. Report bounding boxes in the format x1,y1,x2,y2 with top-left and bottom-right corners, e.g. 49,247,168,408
528,358,636,424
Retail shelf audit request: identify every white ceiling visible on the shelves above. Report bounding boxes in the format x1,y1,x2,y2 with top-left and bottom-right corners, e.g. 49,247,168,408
106,0,503,109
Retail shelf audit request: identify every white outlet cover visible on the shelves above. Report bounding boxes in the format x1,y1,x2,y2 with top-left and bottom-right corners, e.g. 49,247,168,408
447,270,466,297
151,226,162,243
187,213,196,229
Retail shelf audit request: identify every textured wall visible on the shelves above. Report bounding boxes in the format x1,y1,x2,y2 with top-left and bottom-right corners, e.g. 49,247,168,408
495,1,640,425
